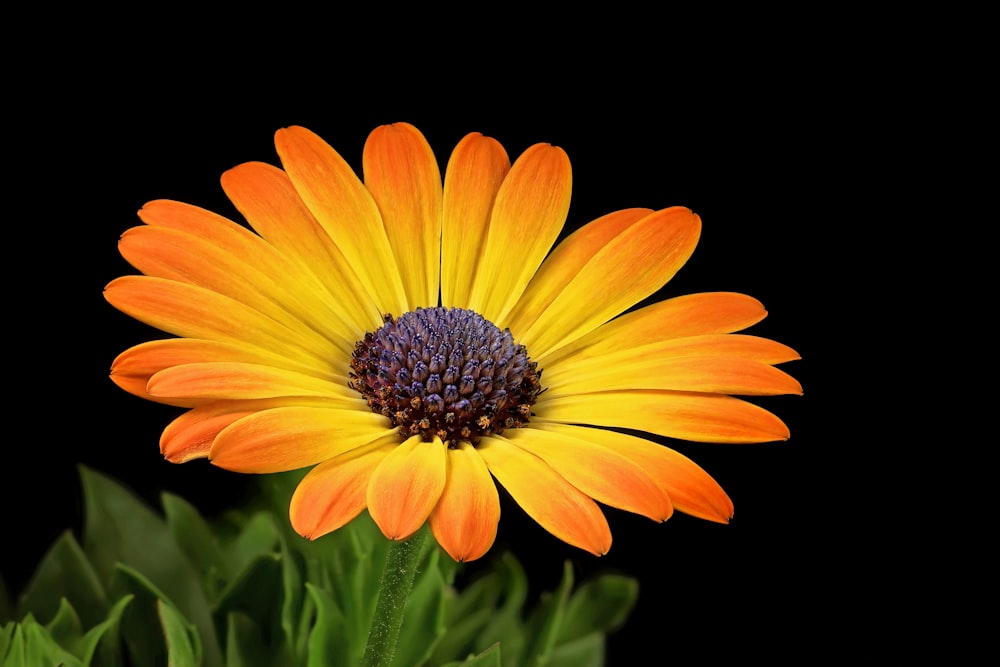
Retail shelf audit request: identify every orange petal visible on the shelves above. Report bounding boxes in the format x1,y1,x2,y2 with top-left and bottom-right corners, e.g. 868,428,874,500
147,362,352,401
541,292,769,366
506,428,672,522
363,123,442,310
544,354,802,397
289,435,397,539
536,390,791,444
513,207,702,359
477,435,611,556
111,339,336,406
429,442,500,562
274,126,407,316
441,133,510,309
221,161,384,336
505,208,651,336
104,276,330,372
534,421,733,522
209,406,391,473
160,397,348,463
467,143,571,323
367,435,447,541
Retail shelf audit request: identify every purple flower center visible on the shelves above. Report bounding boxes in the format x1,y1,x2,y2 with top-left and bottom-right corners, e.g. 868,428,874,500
349,307,544,446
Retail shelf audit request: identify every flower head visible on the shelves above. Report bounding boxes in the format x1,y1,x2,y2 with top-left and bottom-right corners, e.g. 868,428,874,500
106,123,800,562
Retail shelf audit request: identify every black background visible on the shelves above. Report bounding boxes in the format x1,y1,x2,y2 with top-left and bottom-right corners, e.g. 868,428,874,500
8,47,858,664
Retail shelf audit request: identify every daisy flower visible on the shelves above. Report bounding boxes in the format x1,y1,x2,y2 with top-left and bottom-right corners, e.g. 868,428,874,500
105,123,800,563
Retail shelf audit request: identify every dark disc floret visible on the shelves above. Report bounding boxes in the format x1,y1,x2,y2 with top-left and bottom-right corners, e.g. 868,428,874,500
349,307,544,446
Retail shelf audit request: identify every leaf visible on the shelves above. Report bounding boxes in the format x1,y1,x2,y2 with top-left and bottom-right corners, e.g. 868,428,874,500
520,561,574,667
545,633,604,667
224,611,273,667
159,599,200,667
44,598,83,656
79,466,222,666
17,530,108,628
80,595,133,667
163,492,231,600
305,583,357,667
473,553,529,656
390,548,447,667
440,642,503,667
559,575,637,642
0,576,11,623
211,553,283,653
3,615,83,667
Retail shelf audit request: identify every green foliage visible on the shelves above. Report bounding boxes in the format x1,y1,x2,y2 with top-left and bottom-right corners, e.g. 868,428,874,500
2,466,637,666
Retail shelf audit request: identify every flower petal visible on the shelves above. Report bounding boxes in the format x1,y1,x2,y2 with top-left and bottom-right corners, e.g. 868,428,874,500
477,435,611,556
209,406,392,473
441,133,510,309
275,125,408,316
468,143,571,323
514,207,702,359
221,161,384,335
363,123,442,309
534,421,733,522
540,292,770,366
147,362,353,401
290,435,397,539
536,390,791,444
505,208,651,336
104,276,330,372
506,428,672,522
160,397,347,463
367,435,447,541
429,442,500,562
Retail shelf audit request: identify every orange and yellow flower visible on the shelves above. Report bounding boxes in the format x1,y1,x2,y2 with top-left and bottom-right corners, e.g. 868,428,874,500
105,123,800,562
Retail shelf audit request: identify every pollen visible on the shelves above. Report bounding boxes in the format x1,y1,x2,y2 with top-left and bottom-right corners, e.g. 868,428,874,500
348,307,544,446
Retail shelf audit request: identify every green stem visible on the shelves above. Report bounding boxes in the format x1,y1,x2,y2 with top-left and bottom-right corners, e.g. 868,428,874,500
361,527,428,667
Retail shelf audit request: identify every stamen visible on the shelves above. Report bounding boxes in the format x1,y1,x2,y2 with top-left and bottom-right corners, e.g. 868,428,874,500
349,307,543,446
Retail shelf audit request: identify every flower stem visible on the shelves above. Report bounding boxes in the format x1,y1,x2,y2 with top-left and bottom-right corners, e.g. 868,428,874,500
361,527,428,667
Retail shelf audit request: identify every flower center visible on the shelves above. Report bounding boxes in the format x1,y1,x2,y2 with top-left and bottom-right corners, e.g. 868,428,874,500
349,307,544,446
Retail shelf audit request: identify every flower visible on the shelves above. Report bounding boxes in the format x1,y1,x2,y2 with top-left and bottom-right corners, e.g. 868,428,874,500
106,123,800,562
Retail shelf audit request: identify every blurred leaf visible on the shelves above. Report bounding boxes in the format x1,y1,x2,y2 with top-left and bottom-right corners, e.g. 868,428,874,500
546,632,604,667
2,615,83,667
0,622,13,660
474,553,529,656
305,583,356,667
82,595,133,667
163,492,230,599
278,539,310,661
18,530,108,628
440,643,503,667
44,598,83,655
0,576,10,623
226,512,280,575
390,548,447,667
559,575,637,642
521,561,574,667
212,552,282,653
159,599,200,667
79,466,222,666
224,611,273,667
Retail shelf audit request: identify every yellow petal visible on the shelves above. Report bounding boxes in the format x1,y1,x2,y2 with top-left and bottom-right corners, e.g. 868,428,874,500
506,428,672,521
363,123,442,309
441,133,510,309
514,207,702,359
367,435,447,541
477,435,611,556
274,125,408,316
104,276,331,373
534,421,733,522
147,362,353,401
505,208,651,336
540,292,769,366
468,143,571,323
221,161,384,335
209,406,392,473
536,390,791,444
289,435,397,539
429,442,500,562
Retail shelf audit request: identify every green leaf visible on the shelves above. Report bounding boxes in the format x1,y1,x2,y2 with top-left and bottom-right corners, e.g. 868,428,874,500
0,622,14,659
224,611,275,667
79,466,222,666
80,595,133,667
3,615,83,667
546,633,604,667
305,583,357,667
159,599,200,667
211,553,282,654
17,530,108,628
473,553,529,656
521,561,574,667
559,575,637,642
390,548,447,667
440,642,503,667
0,575,11,623
44,598,84,656
163,492,231,600
226,512,280,575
